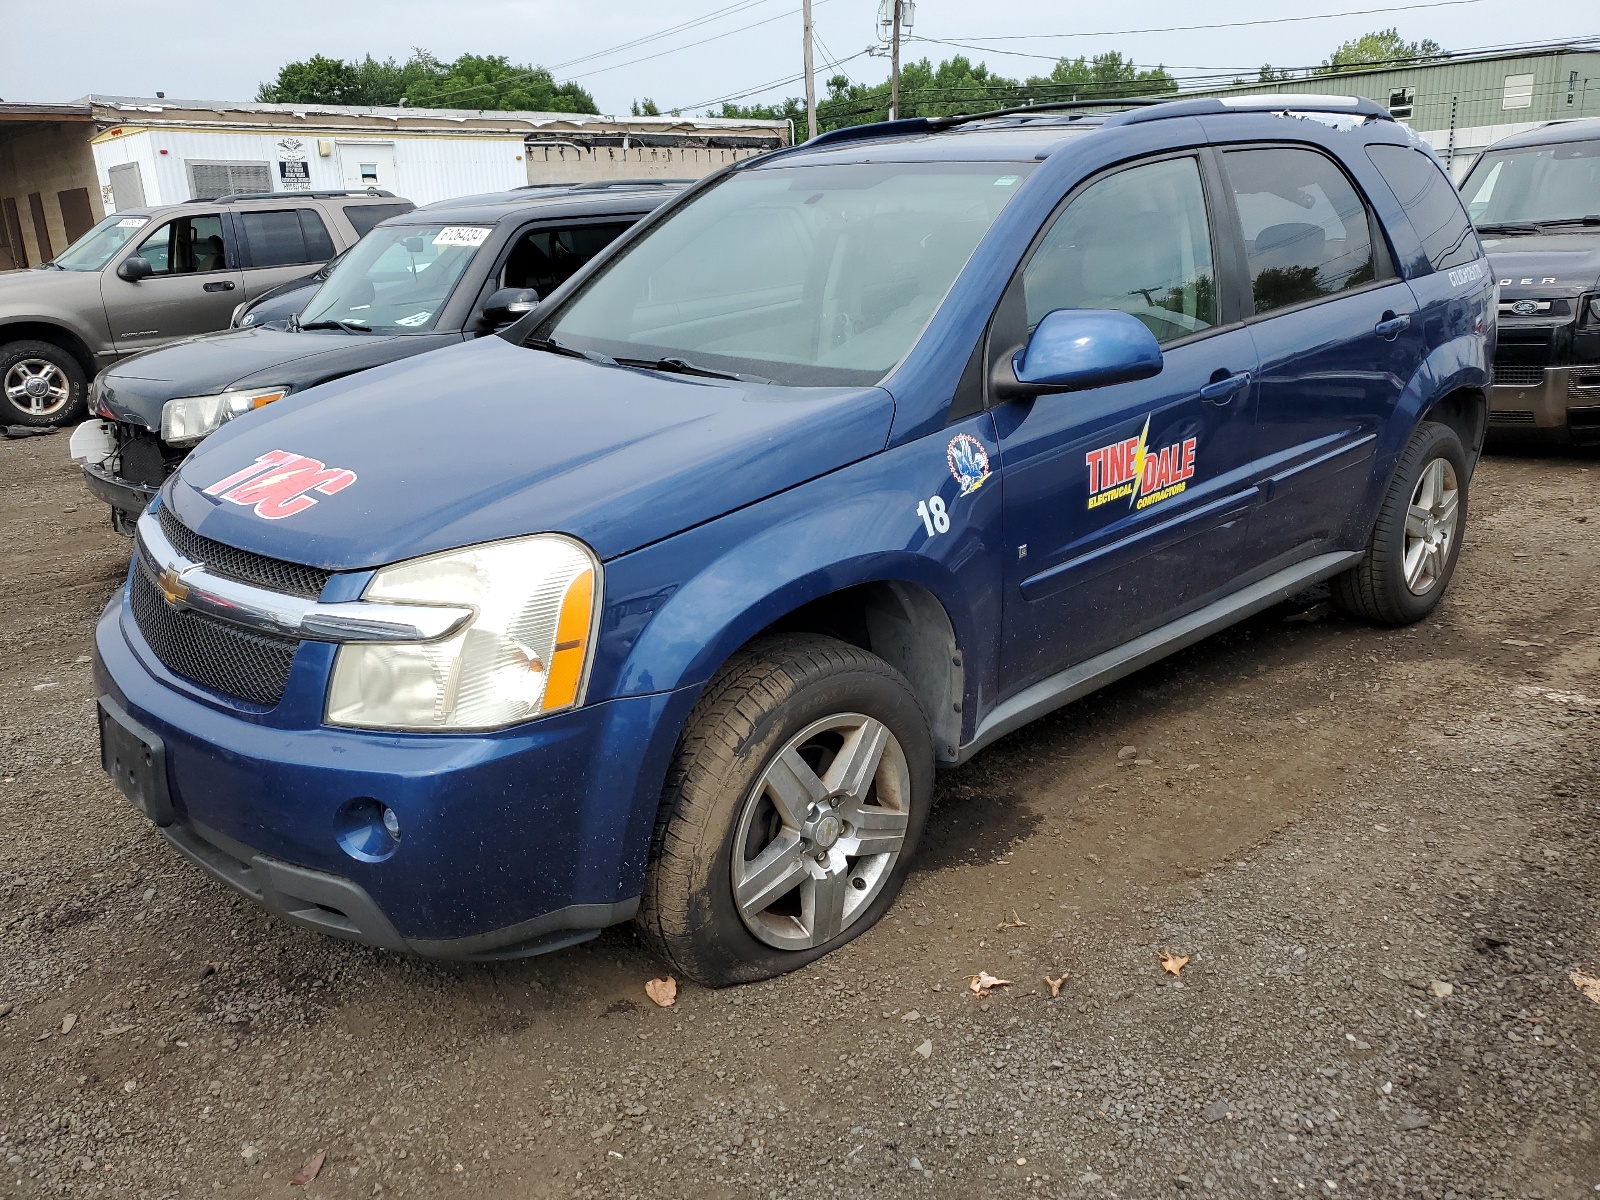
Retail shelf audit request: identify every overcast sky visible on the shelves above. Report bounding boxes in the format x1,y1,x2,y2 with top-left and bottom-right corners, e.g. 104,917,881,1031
7,0,1596,115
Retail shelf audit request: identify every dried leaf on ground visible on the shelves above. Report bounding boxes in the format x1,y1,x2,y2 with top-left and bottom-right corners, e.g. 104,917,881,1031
644,976,678,1008
967,971,1012,997
996,911,1029,931
291,1150,326,1187
1159,949,1190,977
1044,974,1067,998
1572,970,1600,1005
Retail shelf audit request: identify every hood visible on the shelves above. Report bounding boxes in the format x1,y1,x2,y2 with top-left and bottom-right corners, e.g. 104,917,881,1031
166,335,895,567
1481,231,1600,298
100,328,456,429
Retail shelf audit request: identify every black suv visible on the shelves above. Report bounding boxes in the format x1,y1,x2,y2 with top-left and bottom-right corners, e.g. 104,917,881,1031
73,182,682,532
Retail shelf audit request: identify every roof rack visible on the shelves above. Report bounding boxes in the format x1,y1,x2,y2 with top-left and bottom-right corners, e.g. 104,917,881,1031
797,93,1390,151
514,178,695,192
191,189,399,203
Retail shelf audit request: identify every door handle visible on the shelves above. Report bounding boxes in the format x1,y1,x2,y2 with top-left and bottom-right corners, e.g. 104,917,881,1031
203,280,236,292
1199,370,1251,404
1375,312,1410,340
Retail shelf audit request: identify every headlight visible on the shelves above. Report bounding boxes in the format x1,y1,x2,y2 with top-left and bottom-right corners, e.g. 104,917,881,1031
160,386,288,446
1586,296,1600,326
326,534,600,731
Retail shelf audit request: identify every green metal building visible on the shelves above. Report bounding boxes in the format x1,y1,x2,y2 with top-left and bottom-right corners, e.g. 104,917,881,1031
1178,43,1600,179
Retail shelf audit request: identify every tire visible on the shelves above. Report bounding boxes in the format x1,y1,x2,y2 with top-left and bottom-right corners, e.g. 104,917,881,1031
0,340,87,427
1332,421,1468,626
638,634,935,987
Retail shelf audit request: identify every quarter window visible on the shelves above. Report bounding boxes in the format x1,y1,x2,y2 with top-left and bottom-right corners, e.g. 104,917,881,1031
1222,148,1376,315
1365,145,1479,273
1022,156,1217,344
134,214,229,275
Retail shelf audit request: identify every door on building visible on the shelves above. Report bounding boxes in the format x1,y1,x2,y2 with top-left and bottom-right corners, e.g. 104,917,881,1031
102,211,245,350
994,153,1261,693
336,143,396,192
108,162,146,211
57,189,95,247
27,193,53,262
2,198,26,268
234,208,339,300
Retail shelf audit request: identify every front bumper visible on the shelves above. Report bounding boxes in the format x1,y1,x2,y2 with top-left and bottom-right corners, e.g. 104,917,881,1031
81,459,157,517
1489,364,1600,439
94,591,698,960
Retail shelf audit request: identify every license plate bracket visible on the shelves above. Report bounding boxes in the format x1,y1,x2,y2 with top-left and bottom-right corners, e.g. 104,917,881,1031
98,695,174,826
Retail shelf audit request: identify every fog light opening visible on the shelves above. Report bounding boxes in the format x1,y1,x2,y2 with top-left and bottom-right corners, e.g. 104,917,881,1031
335,797,402,863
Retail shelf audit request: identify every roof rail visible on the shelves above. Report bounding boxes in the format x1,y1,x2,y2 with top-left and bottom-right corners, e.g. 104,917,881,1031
193,189,399,203
1105,94,1393,125
799,97,1171,150
513,178,695,192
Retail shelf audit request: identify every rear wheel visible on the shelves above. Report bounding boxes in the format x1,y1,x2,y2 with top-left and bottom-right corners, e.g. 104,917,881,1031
1332,421,1468,625
0,340,87,427
639,634,933,987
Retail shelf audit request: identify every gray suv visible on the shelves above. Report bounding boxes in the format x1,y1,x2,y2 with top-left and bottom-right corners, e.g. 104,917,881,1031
0,190,412,427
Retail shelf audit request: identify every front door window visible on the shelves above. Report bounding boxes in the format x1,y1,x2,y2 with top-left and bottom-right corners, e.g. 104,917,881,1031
135,214,230,274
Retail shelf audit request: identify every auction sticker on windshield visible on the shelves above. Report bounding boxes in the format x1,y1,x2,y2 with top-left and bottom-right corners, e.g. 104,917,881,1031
116,218,148,227
432,227,492,248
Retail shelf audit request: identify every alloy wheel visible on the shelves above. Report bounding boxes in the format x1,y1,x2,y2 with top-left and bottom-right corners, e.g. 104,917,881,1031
730,713,911,951
4,358,70,418
1403,457,1460,595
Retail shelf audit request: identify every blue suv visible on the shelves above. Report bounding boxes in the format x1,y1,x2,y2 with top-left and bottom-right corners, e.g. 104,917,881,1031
94,95,1492,986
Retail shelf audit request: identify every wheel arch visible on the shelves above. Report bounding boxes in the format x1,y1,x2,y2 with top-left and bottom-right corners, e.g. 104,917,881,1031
0,320,97,380
1421,385,1488,474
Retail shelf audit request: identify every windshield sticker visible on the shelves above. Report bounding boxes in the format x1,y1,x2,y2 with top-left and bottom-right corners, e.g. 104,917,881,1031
203,450,357,520
946,433,991,496
432,226,492,248
1085,417,1197,512
115,217,148,227
394,311,432,327
994,175,1019,187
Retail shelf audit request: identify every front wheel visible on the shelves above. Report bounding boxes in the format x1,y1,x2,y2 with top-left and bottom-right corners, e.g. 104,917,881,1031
638,634,934,987
0,340,87,427
1332,421,1468,625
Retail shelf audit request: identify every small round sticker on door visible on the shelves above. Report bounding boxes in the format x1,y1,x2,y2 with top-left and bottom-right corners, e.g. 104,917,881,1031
947,433,991,496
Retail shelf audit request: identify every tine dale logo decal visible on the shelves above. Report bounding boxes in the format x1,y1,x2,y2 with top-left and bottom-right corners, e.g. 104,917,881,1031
1085,416,1197,512
204,450,357,520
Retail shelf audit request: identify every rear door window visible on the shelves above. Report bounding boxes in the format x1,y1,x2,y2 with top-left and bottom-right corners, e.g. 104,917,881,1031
239,209,336,267
501,222,632,296
1221,147,1378,314
345,202,415,238
1365,145,1480,273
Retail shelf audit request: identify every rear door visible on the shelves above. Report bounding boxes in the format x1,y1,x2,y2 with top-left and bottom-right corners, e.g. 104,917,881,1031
994,152,1261,692
102,211,245,350
1218,145,1427,559
234,208,339,300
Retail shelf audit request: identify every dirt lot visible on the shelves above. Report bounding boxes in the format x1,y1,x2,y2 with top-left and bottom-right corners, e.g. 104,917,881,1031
2,433,1599,1200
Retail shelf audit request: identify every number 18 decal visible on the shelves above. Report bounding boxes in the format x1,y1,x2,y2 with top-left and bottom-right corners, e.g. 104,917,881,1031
916,495,950,537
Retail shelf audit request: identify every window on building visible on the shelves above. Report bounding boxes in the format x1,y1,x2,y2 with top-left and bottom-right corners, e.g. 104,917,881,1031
1222,147,1377,315
1502,74,1535,110
1366,145,1479,272
239,209,335,268
134,213,230,274
186,160,272,201
1388,87,1415,120
1022,155,1217,344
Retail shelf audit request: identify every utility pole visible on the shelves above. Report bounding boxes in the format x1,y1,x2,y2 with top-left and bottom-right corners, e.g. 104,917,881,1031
803,0,817,140
889,0,902,121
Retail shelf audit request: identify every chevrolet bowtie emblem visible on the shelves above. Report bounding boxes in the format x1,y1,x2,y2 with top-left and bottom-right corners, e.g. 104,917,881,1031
156,565,191,607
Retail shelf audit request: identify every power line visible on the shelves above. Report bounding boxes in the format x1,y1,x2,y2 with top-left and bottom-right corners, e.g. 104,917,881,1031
567,1,839,83
549,0,781,72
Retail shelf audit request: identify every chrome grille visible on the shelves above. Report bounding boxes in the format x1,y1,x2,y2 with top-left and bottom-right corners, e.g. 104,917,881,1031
158,506,332,600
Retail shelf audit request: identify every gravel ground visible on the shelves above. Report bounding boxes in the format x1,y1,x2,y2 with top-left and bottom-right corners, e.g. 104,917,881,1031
1,433,1598,1200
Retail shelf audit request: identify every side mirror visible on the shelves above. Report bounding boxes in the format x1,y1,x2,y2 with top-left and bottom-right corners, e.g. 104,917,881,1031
481,287,541,327
1000,308,1163,399
116,255,154,283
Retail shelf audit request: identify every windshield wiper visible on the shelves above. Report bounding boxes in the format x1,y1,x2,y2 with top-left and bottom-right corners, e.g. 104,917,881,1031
525,336,616,365
1534,215,1600,228
617,356,768,383
299,319,375,334
1475,221,1541,235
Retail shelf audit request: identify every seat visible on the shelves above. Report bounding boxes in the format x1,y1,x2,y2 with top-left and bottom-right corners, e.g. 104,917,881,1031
193,234,226,273
1248,222,1325,276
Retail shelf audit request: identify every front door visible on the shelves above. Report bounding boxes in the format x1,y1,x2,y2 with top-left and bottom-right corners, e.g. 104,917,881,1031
1218,145,1426,557
103,212,244,350
995,153,1260,694
337,143,396,192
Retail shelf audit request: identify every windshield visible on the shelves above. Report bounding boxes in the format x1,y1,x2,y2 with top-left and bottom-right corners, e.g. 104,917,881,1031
53,213,151,271
1461,141,1600,226
539,160,1036,386
296,223,490,332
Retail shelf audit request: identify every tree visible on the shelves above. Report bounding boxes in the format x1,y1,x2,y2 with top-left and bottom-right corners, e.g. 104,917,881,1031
1258,64,1295,83
631,99,661,117
1025,53,1178,100
1319,28,1443,73
256,51,597,113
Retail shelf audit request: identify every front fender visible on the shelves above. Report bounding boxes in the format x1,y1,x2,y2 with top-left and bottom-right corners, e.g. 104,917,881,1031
592,415,1007,744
